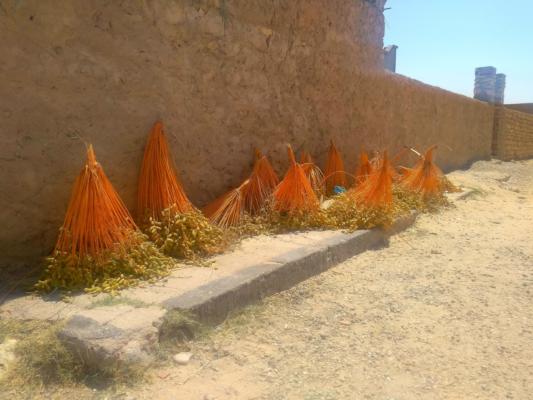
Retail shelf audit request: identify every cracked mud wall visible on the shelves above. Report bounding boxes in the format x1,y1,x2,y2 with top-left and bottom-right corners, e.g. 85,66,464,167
0,0,492,269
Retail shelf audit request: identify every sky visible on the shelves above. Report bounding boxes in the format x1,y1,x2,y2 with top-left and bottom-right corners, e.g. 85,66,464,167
383,0,532,104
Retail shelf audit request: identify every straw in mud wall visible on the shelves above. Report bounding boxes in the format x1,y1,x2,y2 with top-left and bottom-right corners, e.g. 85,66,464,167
138,121,193,221
324,140,347,195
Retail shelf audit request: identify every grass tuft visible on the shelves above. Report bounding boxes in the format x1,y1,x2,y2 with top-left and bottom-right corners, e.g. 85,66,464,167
156,310,209,359
0,319,147,395
88,295,150,309
0,320,84,388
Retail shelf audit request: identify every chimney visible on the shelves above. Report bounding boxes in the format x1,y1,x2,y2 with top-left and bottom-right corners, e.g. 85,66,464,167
384,45,398,73
474,66,496,103
494,73,506,105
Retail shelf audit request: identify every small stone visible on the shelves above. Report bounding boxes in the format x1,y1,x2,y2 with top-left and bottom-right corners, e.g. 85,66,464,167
204,395,216,400
495,174,511,182
173,352,193,365
158,371,170,379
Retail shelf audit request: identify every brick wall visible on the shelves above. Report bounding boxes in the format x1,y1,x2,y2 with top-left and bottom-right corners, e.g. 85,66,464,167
493,107,533,161
505,103,533,115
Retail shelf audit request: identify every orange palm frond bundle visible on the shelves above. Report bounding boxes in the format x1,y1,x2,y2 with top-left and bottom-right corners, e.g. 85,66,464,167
138,122,193,221
354,151,373,185
400,146,443,197
353,151,394,207
204,180,250,228
300,151,325,195
55,145,138,258
324,140,347,195
273,145,319,213
244,149,279,214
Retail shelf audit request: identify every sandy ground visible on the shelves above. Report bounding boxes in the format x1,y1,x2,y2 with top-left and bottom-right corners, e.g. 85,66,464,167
5,159,533,399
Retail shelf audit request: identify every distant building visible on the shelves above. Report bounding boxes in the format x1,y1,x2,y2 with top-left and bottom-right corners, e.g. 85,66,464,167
474,67,506,104
474,66,496,103
383,45,398,72
494,73,506,104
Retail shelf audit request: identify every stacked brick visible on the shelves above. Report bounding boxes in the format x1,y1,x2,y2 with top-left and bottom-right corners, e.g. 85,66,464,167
494,74,506,105
493,106,533,160
474,67,497,103
474,67,506,105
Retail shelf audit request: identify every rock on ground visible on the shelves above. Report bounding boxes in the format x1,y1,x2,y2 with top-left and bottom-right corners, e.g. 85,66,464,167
59,305,166,368
173,352,193,365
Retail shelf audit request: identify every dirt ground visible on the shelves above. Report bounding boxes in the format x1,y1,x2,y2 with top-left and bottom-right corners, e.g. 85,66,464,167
4,159,533,399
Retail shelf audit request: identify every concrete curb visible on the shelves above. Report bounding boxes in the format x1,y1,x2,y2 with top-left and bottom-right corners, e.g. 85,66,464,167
164,212,417,324
159,189,473,324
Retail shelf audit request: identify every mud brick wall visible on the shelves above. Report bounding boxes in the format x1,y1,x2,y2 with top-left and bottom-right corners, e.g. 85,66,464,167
0,0,493,270
493,107,533,161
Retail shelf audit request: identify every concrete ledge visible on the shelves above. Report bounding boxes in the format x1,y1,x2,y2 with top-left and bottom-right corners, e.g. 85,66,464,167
164,212,417,324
